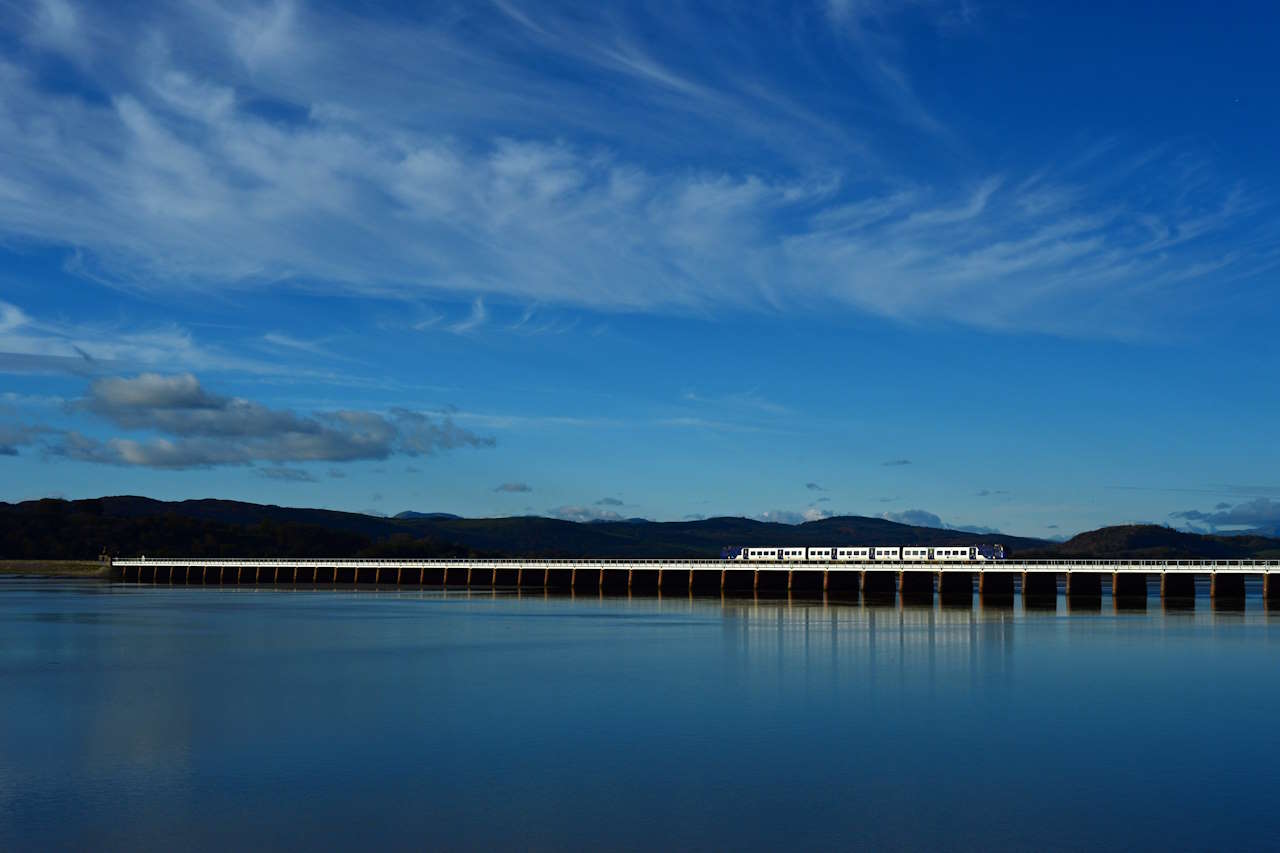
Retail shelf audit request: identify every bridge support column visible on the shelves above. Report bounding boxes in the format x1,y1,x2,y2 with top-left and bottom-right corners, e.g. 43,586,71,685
787,569,825,594
600,568,628,592
1210,573,1245,600
1160,573,1195,602
545,568,573,590
899,571,934,602
1022,572,1057,604
753,568,787,594
572,566,599,592
979,572,1014,602
1066,572,1102,599
628,568,659,592
1112,573,1148,603
937,572,972,604
825,569,859,597
861,570,897,600
1265,574,1280,605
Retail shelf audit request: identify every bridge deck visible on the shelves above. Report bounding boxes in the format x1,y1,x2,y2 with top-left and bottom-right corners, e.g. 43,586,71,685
111,557,1280,573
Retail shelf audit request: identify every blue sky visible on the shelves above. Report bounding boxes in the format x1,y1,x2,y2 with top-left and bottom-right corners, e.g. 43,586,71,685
1,0,1278,538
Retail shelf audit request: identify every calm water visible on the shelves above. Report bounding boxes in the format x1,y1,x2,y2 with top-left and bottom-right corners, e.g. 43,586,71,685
3,579,1280,851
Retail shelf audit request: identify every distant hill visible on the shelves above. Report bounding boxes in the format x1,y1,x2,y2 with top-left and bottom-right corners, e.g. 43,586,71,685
1019,524,1280,559
0,497,476,560
393,511,463,520
2,497,1277,560
0,497,1040,559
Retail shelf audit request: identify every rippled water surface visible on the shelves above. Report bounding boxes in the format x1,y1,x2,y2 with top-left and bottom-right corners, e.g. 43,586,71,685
3,578,1280,851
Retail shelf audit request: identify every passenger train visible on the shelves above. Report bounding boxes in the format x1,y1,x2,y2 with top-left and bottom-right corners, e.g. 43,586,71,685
720,545,1005,562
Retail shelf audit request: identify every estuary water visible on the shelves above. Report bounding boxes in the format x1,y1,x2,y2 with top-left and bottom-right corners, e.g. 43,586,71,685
3,579,1280,851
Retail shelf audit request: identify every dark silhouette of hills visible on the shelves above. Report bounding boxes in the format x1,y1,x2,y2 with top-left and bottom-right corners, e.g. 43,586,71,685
1021,524,1280,559
2,497,1277,560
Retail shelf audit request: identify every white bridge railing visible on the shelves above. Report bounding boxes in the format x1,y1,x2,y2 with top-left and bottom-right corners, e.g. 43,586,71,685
111,557,1280,573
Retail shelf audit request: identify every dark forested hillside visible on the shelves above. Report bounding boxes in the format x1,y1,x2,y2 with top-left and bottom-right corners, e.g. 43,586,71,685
1019,524,1280,559
0,498,478,560
3,497,1277,560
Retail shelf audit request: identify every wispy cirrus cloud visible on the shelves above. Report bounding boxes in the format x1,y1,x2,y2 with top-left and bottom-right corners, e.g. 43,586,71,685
0,299,289,378
0,3,1269,338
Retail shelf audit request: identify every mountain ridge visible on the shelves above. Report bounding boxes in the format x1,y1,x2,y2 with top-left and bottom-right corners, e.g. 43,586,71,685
2,497,1277,560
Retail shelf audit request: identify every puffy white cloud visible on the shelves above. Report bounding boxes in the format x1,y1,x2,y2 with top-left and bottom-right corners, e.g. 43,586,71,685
0,422,46,455
53,372,493,469
545,505,626,523
881,508,943,528
1171,498,1280,530
881,508,1001,534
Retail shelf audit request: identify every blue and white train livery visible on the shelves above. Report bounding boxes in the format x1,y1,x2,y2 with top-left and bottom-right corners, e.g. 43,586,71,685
720,545,1005,562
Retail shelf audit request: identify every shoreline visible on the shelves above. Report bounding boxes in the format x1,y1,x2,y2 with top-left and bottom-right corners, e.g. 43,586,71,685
0,560,114,579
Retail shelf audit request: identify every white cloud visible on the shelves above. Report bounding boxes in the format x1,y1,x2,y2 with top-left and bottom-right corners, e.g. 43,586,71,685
0,3,1270,338
545,505,626,523
450,298,488,334
0,299,289,377
1171,498,1280,531
54,372,495,469
881,508,1001,535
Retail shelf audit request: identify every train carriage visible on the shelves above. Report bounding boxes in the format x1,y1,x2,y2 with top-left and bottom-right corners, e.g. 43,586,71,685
724,544,1004,562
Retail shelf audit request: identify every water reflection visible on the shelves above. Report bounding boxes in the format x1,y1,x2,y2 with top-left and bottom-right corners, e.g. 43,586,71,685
4,579,1280,852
